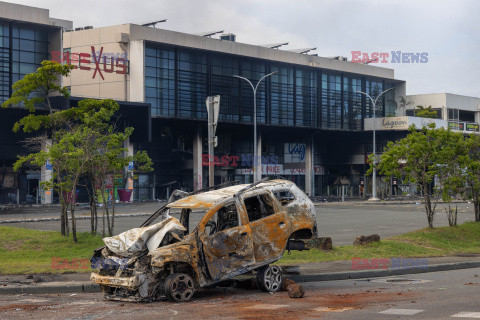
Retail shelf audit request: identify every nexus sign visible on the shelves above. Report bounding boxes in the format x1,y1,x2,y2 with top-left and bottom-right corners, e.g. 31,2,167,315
52,46,128,80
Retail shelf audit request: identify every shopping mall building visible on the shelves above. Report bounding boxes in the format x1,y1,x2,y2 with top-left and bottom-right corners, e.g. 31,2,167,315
1,2,479,204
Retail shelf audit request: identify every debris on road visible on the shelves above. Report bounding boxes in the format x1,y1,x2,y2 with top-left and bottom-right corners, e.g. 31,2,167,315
308,236,333,251
353,234,380,246
90,179,317,302
287,283,305,298
281,278,296,291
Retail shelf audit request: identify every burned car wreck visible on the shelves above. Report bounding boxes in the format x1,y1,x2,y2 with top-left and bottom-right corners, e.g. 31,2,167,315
90,179,317,302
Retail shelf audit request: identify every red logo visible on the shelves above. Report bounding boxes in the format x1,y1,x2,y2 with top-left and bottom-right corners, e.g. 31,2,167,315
51,46,128,79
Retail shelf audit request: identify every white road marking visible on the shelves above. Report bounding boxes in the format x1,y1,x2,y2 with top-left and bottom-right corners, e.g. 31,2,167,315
248,304,289,310
19,299,50,303
379,308,424,316
314,307,353,312
451,312,480,318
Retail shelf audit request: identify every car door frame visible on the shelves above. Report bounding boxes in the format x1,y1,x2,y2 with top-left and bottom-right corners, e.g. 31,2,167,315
197,196,255,282
239,189,292,264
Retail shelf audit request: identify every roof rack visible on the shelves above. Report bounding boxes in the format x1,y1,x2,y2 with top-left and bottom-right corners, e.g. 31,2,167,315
188,180,240,196
234,177,272,199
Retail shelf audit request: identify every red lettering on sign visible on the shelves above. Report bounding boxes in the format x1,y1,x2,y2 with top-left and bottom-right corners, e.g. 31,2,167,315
91,46,104,80
79,53,91,70
116,58,127,74
103,56,114,73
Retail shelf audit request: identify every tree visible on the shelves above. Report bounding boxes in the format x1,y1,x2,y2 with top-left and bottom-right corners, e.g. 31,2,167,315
387,96,413,114
414,105,438,119
372,124,458,228
458,134,480,222
1,61,74,236
78,99,153,236
432,129,465,227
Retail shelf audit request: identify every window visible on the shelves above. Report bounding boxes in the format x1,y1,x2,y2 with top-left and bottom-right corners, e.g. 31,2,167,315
211,54,240,122
271,64,294,126
244,194,276,222
273,190,296,206
144,46,175,117
295,68,318,127
0,23,48,104
205,202,239,236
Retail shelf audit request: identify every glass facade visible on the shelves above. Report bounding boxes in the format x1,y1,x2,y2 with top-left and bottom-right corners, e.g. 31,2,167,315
144,44,395,130
0,23,10,103
0,22,49,103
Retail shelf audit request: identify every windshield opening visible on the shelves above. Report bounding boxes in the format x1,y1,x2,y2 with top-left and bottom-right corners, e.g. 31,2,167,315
165,208,208,235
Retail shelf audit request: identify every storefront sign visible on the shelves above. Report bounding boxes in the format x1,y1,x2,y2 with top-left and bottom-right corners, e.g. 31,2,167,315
235,165,324,175
285,143,306,162
448,122,465,131
365,116,449,131
380,118,409,130
466,123,479,132
201,154,278,167
51,46,129,80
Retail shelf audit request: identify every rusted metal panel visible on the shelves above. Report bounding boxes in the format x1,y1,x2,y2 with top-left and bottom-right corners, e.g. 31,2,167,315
103,217,186,257
90,179,317,302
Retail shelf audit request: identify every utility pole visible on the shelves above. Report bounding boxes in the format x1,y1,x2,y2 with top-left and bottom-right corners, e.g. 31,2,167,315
356,87,395,201
233,72,277,182
206,95,220,187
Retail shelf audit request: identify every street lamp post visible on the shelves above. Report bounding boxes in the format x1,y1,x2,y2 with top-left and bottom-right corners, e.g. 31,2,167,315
356,87,395,201
233,71,277,182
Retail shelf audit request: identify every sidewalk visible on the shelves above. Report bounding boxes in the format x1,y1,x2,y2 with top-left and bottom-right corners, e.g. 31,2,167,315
1,255,479,295
0,201,164,222
1,198,470,221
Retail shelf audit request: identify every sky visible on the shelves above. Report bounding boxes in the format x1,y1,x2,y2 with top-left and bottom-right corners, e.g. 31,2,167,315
8,0,480,97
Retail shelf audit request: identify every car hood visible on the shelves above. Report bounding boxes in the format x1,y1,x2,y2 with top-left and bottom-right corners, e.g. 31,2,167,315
103,217,186,258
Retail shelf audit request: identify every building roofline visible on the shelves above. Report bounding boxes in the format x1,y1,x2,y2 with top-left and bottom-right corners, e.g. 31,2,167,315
407,92,480,99
0,1,73,29
63,22,396,80
129,23,395,79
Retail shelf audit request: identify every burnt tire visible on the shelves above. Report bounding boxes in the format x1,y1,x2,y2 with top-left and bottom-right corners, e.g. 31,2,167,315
164,273,195,302
256,265,282,293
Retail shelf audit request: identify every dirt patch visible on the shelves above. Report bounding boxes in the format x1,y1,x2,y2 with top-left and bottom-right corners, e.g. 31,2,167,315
0,303,54,312
209,289,419,320
0,240,26,251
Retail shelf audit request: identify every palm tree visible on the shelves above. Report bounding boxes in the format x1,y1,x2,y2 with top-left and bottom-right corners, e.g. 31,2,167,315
387,96,413,115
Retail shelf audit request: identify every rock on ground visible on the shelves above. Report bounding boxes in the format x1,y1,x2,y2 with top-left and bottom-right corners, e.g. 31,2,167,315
287,283,305,298
281,278,296,291
353,234,380,246
308,237,333,251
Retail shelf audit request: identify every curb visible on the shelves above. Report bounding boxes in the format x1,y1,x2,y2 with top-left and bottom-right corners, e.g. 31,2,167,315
312,200,468,206
288,261,480,283
0,213,152,224
0,281,99,295
1,261,480,296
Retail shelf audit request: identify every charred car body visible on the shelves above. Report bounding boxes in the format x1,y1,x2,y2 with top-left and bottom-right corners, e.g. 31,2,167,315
90,179,317,302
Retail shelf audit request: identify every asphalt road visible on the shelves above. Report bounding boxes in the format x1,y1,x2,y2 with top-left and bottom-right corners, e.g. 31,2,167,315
1,267,479,319
0,202,475,246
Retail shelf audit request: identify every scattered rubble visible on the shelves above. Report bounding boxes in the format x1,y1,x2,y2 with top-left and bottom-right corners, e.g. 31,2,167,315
353,234,380,246
308,237,333,251
281,278,296,291
287,283,305,298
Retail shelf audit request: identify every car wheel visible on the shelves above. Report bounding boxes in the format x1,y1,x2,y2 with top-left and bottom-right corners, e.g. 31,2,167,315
256,265,282,292
164,273,195,302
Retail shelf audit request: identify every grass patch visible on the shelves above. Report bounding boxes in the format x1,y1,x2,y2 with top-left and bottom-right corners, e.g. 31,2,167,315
1,222,480,274
279,221,480,264
0,226,104,274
